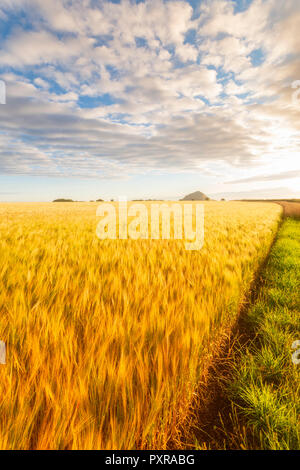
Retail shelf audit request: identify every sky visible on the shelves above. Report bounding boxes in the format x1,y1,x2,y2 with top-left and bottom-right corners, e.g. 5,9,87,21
0,0,299,201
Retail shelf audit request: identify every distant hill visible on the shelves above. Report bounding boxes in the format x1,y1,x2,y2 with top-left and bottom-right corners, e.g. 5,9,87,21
180,191,210,201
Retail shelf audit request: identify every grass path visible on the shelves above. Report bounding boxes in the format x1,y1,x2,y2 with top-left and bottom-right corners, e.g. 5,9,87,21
226,218,300,449
191,216,300,450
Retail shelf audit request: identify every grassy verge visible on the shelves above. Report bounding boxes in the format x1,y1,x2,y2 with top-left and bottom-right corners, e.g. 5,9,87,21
226,218,300,449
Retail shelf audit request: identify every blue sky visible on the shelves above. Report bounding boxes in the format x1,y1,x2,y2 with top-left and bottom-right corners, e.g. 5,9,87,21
0,0,299,201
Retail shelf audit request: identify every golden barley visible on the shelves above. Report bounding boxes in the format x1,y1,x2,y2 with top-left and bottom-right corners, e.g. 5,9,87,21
0,201,282,449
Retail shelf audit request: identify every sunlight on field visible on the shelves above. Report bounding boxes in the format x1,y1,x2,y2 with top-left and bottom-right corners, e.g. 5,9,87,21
0,202,282,449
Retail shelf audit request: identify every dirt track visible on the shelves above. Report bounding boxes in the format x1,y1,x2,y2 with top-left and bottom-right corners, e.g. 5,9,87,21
275,201,300,218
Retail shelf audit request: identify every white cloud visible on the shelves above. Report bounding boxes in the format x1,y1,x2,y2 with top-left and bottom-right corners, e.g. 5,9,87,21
0,0,299,182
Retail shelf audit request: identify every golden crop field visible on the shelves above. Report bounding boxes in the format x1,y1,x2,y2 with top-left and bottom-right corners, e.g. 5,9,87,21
0,201,282,450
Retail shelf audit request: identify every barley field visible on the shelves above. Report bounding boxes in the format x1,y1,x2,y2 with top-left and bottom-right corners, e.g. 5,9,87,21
0,201,282,449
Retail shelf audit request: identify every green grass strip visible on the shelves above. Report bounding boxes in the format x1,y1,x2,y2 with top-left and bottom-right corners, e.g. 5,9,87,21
228,218,300,450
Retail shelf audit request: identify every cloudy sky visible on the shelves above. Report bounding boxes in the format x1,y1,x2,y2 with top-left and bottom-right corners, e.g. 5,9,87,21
0,0,299,201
